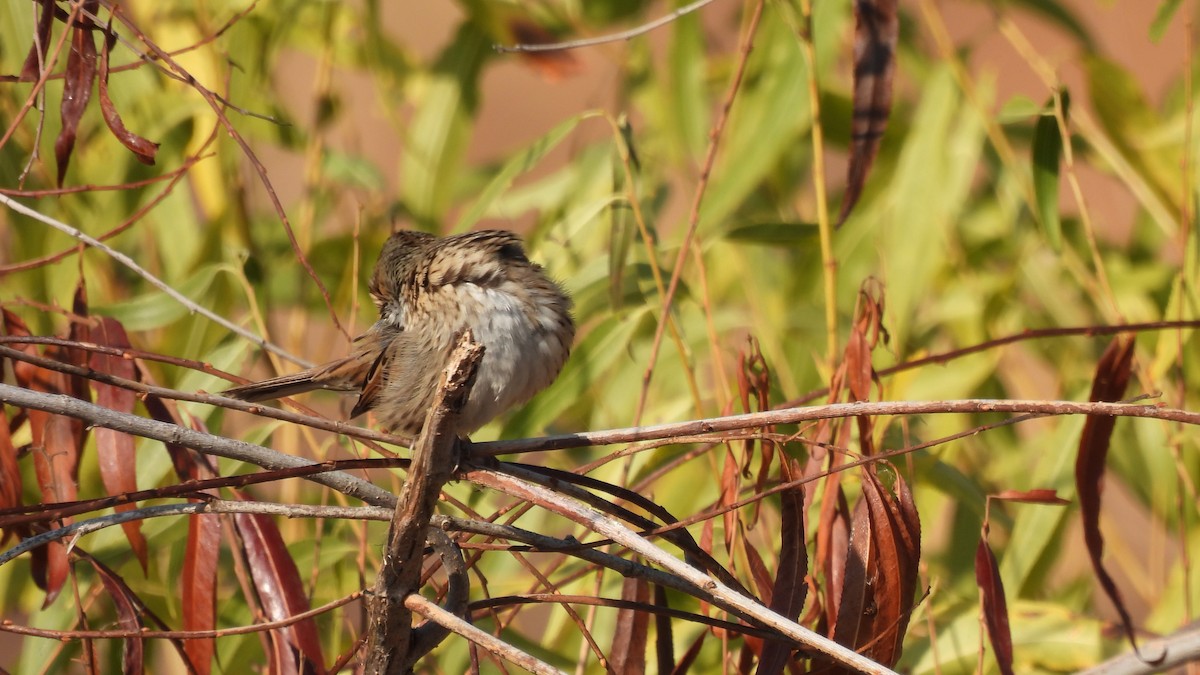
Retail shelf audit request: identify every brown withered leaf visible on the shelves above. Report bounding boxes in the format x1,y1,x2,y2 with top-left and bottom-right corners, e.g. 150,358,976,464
839,0,898,225
235,512,326,673
507,18,582,81
54,4,99,186
17,0,56,81
90,317,147,572
610,576,651,675
758,473,808,675
0,406,21,543
5,310,84,606
975,522,1014,675
1075,337,1153,659
98,31,158,166
182,512,220,675
993,488,1070,505
90,556,145,675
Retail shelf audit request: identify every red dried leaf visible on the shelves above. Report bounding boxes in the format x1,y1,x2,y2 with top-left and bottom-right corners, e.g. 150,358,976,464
610,577,650,675
993,489,1070,505
18,0,56,81
54,6,99,186
742,538,775,603
182,513,220,675
830,495,872,655
507,19,581,81
89,318,147,571
822,470,919,671
839,0,898,224
98,31,158,165
140,387,216,482
720,444,739,554
1075,337,1148,656
5,310,84,606
0,407,21,543
759,477,808,675
235,512,326,673
91,557,145,675
975,525,1014,675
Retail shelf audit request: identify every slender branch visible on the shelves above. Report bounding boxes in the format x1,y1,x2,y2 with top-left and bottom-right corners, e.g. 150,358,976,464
0,194,309,367
1077,623,1199,675
364,332,484,674
469,467,895,674
494,0,716,53
404,594,563,675
473,398,1198,456
0,500,395,568
0,382,394,507
0,591,363,640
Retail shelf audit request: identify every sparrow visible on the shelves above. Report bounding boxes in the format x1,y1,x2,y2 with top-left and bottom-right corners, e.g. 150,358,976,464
226,230,574,436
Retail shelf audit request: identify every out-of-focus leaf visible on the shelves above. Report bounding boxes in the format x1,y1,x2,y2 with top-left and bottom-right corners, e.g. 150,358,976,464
1075,337,1147,657
840,0,898,224
89,317,147,572
235,511,326,673
455,113,584,232
1010,0,1096,49
90,557,145,675
997,95,1041,123
1032,92,1069,250
666,9,708,161
610,576,650,675
97,31,158,165
670,632,707,675
993,489,1070,505
182,512,220,675
1150,0,1183,42
506,18,581,81
95,264,221,331
724,222,819,246
54,4,98,186
402,20,488,228
322,149,385,191
975,524,1014,675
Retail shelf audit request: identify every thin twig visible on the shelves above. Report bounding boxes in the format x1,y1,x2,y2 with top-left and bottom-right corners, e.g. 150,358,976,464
0,382,393,506
404,594,564,675
495,0,717,53
0,195,308,366
471,467,896,674
634,0,765,424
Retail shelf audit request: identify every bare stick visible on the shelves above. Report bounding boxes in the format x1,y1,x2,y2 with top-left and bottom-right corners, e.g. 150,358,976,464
405,594,564,675
363,332,484,674
0,194,309,367
495,0,716,53
473,398,1199,456
0,382,392,506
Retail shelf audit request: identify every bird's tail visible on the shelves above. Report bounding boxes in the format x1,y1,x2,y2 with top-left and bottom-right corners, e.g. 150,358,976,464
224,370,326,402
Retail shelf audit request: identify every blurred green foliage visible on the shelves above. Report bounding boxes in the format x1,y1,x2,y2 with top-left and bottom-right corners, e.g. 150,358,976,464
1,0,1198,672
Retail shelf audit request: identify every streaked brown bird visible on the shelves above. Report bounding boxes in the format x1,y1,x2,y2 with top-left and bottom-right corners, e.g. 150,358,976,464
226,230,574,435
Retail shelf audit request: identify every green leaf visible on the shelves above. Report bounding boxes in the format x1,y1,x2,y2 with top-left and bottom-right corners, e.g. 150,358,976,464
1010,0,1096,49
454,113,586,232
1150,0,1184,42
94,265,223,331
1032,92,1069,250
401,20,489,228
724,221,819,246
